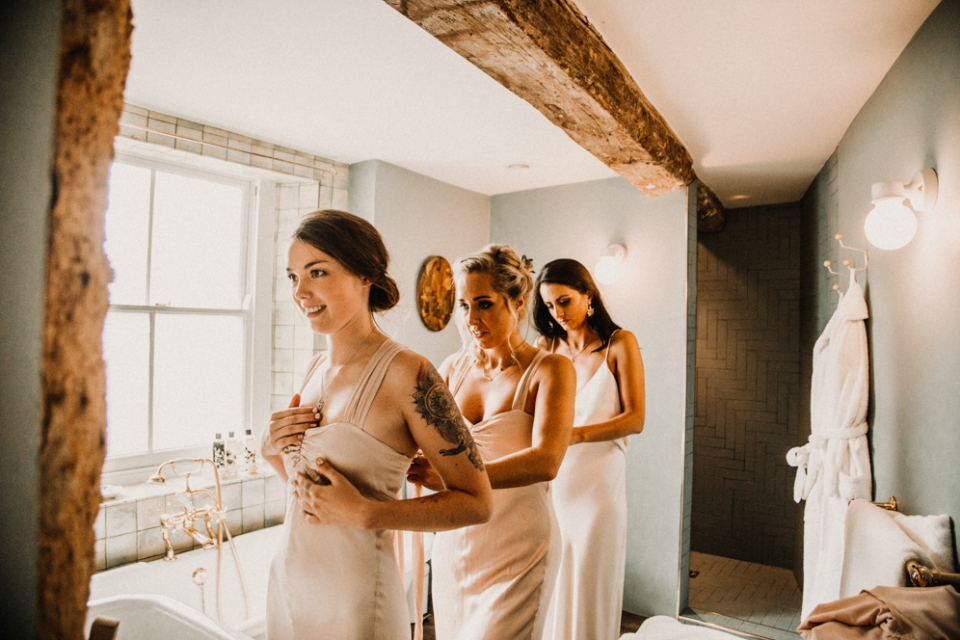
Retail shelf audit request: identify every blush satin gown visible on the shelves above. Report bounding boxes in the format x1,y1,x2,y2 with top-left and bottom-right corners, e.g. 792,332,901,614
431,350,561,640
266,339,412,640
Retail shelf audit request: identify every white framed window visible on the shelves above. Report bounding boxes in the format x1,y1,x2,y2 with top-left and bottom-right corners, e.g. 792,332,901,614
101,155,257,474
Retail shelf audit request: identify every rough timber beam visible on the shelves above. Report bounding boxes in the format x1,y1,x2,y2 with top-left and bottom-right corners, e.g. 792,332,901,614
384,0,725,230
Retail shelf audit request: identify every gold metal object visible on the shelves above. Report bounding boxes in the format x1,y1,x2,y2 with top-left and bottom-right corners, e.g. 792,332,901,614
147,457,251,623
872,496,898,511
906,560,960,587
416,256,455,331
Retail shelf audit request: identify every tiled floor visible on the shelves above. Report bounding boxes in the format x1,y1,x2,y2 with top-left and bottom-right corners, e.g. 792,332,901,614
683,551,802,640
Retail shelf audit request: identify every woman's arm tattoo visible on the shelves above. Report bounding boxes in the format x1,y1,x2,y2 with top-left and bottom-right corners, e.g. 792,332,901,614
412,361,485,472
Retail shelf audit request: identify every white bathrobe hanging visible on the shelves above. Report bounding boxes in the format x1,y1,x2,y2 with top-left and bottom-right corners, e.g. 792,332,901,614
786,268,872,620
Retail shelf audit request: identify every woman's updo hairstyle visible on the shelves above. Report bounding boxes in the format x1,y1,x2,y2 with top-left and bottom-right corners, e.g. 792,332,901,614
292,209,400,313
454,244,535,321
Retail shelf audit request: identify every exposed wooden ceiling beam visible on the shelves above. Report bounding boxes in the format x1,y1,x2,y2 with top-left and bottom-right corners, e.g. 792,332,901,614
384,0,725,232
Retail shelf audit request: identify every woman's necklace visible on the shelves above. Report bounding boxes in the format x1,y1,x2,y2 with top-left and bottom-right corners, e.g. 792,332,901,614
316,328,376,417
480,341,525,382
567,336,599,363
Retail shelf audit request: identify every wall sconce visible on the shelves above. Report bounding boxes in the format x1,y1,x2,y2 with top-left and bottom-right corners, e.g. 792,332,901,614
863,168,938,250
594,244,626,285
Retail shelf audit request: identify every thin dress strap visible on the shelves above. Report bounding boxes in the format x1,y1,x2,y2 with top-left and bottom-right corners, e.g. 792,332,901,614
603,329,619,366
342,339,407,429
511,350,547,411
448,350,474,397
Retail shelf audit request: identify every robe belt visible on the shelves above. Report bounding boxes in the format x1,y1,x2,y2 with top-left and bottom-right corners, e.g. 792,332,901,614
786,422,869,502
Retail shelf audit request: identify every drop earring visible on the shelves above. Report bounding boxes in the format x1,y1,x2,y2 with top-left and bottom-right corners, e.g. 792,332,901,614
586,301,595,317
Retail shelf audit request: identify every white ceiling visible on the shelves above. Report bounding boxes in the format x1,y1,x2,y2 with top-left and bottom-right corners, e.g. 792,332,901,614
125,0,940,207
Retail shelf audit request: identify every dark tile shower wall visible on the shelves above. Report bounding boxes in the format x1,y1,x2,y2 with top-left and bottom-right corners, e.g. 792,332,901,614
693,203,802,569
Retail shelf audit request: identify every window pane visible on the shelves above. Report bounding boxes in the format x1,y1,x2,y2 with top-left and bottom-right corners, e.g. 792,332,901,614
103,311,150,456
104,163,151,305
150,172,244,309
152,314,244,451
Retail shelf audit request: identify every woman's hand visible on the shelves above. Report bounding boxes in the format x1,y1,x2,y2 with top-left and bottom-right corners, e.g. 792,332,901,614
293,458,372,529
262,394,318,457
406,454,444,492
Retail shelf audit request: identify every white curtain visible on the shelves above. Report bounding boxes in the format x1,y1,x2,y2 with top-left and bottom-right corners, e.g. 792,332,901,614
787,268,872,620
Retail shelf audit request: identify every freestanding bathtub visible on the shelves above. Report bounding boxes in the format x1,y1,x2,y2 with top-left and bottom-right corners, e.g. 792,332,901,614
88,523,430,639
89,525,281,639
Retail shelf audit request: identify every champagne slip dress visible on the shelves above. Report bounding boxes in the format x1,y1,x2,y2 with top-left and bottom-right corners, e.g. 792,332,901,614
431,349,561,640
544,334,627,640
266,339,412,640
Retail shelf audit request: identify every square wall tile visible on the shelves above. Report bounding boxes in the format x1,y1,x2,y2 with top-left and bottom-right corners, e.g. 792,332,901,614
105,501,138,537
94,539,106,571
272,349,293,373
332,189,349,210
137,495,166,531
138,527,166,560
242,478,265,509
219,480,242,512
94,506,106,540
273,325,294,350
264,475,285,503
272,372,294,396
242,504,265,534
278,184,299,209
264,500,286,528
105,532,138,569
225,508,244,537
298,183,319,209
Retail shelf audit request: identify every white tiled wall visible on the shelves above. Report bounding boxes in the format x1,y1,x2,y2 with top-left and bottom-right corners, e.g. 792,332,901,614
99,106,352,571
94,471,286,571
270,183,341,410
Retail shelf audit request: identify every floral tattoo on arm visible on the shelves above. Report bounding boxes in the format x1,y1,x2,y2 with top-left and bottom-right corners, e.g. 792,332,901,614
412,361,485,472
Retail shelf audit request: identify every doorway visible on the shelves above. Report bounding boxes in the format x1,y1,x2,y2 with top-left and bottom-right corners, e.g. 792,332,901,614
686,203,804,639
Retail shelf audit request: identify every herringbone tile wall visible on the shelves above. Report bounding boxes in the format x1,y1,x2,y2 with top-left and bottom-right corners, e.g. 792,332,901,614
693,203,803,569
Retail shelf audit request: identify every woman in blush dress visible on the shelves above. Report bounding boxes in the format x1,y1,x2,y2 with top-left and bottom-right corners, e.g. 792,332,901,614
407,245,576,640
261,210,492,640
534,258,645,640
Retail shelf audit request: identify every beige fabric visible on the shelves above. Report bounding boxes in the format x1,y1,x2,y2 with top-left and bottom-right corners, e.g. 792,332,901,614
799,585,960,640
544,336,627,640
841,499,956,599
266,340,412,640
432,350,560,640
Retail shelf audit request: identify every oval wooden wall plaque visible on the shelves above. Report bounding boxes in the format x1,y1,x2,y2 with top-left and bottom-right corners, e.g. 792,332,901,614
416,255,455,332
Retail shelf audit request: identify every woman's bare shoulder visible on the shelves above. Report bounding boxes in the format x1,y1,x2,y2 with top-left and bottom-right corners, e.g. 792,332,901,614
610,328,640,353
534,350,576,380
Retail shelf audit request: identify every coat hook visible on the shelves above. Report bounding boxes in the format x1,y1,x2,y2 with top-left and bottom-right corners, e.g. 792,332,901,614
835,233,868,271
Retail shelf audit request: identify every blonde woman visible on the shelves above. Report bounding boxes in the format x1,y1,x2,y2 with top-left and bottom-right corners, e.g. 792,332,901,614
534,258,645,640
261,210,492,640
407,245,576,640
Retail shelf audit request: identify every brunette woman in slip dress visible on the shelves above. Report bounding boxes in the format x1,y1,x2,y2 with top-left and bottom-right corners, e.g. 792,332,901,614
406,245,576,640
260,210,492,640
534,258,645,640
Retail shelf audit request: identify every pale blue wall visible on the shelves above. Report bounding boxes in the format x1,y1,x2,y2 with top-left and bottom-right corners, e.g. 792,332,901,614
803,0,960,545
349,160,490,366
491,177,695,617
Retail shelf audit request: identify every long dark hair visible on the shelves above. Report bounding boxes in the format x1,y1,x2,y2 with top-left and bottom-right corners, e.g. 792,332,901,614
533,258,621,351
292,209,400,313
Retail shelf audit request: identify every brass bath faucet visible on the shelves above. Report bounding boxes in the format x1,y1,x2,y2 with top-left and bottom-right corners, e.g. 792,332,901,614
148,458,226,560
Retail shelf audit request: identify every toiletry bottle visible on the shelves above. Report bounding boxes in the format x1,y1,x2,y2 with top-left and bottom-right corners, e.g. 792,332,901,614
212,432,226,471
224,430,239,478
243,428,258,473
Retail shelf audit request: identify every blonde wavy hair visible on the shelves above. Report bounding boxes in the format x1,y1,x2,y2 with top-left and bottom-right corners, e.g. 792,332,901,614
453,244,535,368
